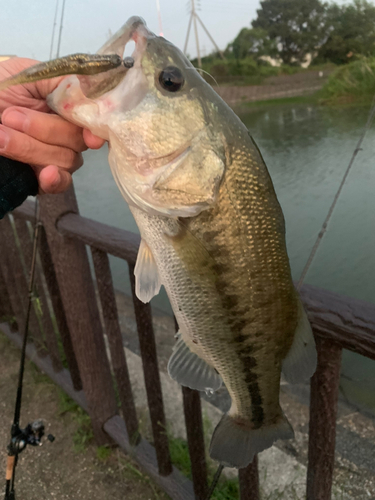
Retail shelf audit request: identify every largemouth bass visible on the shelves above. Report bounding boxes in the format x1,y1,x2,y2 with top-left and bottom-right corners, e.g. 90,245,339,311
1,17,317,468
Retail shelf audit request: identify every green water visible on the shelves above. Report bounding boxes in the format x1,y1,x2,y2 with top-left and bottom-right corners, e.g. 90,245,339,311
74,101,375,414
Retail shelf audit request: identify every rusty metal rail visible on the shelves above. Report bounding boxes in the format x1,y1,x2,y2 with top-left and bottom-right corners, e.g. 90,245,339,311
1,195,375,500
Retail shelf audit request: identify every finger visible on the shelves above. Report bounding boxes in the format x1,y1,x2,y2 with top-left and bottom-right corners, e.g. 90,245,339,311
2,107,87,153
83,129,106,149
38,165,72,194
0,124,83,172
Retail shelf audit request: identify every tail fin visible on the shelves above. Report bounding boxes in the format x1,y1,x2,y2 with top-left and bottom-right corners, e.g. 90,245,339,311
209,413,294,469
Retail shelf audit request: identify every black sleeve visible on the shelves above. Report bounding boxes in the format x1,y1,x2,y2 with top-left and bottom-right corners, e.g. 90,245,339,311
0,156,38,220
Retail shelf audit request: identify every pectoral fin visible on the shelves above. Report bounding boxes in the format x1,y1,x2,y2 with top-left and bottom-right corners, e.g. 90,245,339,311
282,299,317,384
168,335,222,392
134,239,161,303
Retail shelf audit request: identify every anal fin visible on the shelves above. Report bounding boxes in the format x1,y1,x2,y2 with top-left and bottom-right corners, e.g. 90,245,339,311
167,335,222,393
134,239,161,303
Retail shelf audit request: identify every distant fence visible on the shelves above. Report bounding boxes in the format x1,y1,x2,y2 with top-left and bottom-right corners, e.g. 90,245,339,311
0,186,374,500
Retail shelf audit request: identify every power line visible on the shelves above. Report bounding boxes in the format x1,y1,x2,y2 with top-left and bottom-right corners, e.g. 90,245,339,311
56,0,66,58
49,0,59,60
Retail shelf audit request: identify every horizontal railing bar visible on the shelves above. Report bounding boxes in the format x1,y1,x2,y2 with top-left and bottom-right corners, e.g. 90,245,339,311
12,199,37,223
300,284,375,360
13,201,375,358
57,212,140,264
104,416,195,500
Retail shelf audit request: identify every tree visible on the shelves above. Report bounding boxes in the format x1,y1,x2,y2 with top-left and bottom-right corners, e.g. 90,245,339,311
317,0,375,64
227,27,277,61
252,0,328,65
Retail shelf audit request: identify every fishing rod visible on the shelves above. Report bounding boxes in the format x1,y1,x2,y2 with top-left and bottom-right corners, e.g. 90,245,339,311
3,197,55,500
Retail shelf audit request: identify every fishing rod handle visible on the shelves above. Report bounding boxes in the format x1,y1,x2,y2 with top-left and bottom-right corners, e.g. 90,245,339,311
0,156,38,220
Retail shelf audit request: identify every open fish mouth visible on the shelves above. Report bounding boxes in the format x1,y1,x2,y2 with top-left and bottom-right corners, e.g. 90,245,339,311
97,16,155,64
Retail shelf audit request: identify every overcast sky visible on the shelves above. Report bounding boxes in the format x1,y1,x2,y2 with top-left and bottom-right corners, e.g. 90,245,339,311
2,0,357,62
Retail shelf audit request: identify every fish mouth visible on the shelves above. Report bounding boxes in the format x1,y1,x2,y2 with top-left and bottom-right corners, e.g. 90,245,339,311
97,17,155,62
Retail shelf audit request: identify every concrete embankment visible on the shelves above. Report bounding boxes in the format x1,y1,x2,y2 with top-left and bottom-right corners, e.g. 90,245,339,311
214,70,332,105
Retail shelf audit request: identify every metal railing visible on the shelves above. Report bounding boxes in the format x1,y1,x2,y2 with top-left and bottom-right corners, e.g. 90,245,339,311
0,187,374,500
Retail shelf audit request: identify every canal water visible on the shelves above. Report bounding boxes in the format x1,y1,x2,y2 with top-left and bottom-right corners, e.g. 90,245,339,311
74,101,375,414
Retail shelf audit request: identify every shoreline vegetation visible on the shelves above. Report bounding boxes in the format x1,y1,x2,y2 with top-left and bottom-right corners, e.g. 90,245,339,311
189,0,375,106
319,57,375,105
201,58,375,109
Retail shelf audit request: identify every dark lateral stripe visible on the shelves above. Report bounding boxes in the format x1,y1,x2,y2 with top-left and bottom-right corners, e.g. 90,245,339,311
237,341,264,428
214,267,265,428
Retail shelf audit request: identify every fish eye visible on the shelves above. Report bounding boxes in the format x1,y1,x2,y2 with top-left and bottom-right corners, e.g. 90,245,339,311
159,66,184,92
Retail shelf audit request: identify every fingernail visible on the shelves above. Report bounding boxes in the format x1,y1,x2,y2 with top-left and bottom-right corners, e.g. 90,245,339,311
0,129,9,149
3,110,28,132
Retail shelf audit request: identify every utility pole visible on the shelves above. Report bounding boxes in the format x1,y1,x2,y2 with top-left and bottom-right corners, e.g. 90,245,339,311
192,0,201,67
184,0,225,67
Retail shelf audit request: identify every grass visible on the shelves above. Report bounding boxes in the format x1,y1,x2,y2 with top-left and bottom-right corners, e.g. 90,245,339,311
243,94,319,109
195,57,335,87
57,390,94,452
320,57,375,104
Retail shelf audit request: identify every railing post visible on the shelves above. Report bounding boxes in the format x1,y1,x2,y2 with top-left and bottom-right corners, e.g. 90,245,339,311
307,337,342,500
13,216,63,372
0,216,45,354
182,386,208,500
38,188,118,444
91,247,139,444
239,457,260,500
129,265,172,476
0,264,14,322
38,225,82,390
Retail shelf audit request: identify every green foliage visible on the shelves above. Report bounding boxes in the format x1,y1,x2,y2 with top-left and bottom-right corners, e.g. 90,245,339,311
198,57,280,85
320,57,375,103
252,0,328,65
167,432,239,499
96,445,112,461
317,0,375,65
227,27,277,60
169,435,192,478
58,390,94,452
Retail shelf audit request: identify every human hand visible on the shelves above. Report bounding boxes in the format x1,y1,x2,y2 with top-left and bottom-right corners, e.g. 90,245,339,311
0,57,105,194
